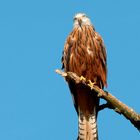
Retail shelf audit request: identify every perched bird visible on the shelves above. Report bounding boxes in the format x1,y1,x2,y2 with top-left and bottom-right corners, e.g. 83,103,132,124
62,13,107,140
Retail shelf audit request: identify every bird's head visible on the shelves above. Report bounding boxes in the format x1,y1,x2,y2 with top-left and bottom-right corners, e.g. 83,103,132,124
73,13,91,27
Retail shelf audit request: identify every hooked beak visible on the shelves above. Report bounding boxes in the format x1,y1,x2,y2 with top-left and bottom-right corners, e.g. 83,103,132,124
78,19,82,27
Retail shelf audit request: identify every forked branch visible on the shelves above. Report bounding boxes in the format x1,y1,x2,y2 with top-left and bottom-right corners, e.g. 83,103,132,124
55,69,140,131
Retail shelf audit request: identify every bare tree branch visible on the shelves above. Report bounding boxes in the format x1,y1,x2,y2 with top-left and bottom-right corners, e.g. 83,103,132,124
55,69,140,131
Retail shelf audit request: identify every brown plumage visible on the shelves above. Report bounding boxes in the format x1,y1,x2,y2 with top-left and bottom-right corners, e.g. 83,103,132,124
62,13,107,140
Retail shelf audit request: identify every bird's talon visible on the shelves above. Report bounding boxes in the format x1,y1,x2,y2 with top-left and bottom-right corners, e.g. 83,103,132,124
80,76,86,82
88,80,96,89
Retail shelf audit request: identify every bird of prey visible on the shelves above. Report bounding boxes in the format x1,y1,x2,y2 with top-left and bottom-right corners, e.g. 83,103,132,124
62,13,107,140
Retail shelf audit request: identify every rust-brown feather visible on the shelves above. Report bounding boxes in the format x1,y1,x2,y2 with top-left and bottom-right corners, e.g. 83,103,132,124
63,25,107,87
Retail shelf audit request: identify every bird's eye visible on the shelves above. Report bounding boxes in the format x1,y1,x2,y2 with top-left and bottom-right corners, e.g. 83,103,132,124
82,14,86,17
74,17,77,21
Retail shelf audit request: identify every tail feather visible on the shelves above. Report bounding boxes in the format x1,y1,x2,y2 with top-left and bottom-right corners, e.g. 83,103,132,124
78,111,98,140
69,84,99,140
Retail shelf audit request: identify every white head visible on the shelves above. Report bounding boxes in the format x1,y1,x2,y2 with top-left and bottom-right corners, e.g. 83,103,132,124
73,13,92,27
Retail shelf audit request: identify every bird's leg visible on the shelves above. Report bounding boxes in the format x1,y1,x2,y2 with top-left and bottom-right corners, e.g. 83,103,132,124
88,80,96,90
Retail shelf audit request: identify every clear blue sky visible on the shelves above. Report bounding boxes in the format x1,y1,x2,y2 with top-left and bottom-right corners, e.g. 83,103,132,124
0,0,140,140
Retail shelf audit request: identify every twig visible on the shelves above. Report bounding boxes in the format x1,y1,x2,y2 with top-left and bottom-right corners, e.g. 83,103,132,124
98,103,114,111
55,69,140,131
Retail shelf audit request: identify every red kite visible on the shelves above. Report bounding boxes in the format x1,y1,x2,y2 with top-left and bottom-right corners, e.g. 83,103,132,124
62,13,107,140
